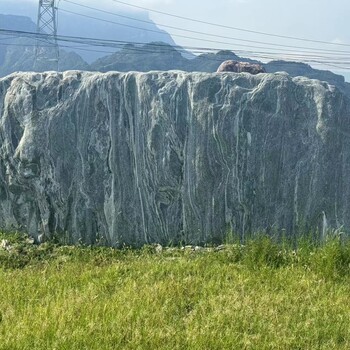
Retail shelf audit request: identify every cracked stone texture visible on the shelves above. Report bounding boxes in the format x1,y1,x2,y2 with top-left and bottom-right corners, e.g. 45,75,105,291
0,70,349,246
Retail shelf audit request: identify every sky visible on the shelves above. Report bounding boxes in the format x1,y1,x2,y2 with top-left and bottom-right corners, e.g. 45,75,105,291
2,0,350,80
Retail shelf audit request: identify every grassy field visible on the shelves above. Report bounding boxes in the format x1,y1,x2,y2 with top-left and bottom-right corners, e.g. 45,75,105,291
1,233,350,349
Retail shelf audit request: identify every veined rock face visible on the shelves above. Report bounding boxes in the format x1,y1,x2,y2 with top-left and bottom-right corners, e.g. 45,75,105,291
0,71,349,246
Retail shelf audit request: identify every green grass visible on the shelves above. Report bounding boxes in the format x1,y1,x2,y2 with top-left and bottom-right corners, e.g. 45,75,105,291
1,233,350,349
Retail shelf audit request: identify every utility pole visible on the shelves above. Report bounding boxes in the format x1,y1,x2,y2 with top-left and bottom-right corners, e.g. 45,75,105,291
34,0,59,71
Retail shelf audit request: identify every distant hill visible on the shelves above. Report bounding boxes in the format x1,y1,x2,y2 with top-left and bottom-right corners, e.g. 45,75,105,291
0,15,89,74
89,42,350,96
0,1,178,63
0,14,36,32
90,42,188,72
55,10,178,63
90,46,260,73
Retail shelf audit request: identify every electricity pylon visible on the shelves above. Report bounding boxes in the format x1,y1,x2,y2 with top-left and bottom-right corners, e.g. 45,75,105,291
34,0,59,71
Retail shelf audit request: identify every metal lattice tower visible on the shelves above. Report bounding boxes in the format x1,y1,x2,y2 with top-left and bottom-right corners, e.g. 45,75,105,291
35,0,59,71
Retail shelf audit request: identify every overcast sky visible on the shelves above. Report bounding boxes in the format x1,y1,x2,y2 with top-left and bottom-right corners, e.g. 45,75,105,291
2,0,350,80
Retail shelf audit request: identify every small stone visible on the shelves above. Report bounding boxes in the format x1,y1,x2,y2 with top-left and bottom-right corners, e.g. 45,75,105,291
1,239,11,251
214,244,226,251
155,244,163,253
181,245,194,251
25,237,35,245
194,246,204,252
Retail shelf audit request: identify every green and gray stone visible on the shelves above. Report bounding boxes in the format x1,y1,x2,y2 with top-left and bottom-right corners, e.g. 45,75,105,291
0,70,349,246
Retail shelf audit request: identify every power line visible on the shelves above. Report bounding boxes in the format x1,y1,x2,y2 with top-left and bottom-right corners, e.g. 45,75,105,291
2,28,350,66
58,7,350,57
62,0,350,56
1,3,349,73
1,28,349,61
0,29,195,54
3,40,349,70
0,30,336,60
110,0,350,48
0,35,20,41
55,0,350,74
2,29,350,70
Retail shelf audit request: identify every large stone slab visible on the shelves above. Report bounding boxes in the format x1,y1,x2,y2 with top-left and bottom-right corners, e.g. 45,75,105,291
0,70,349,246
